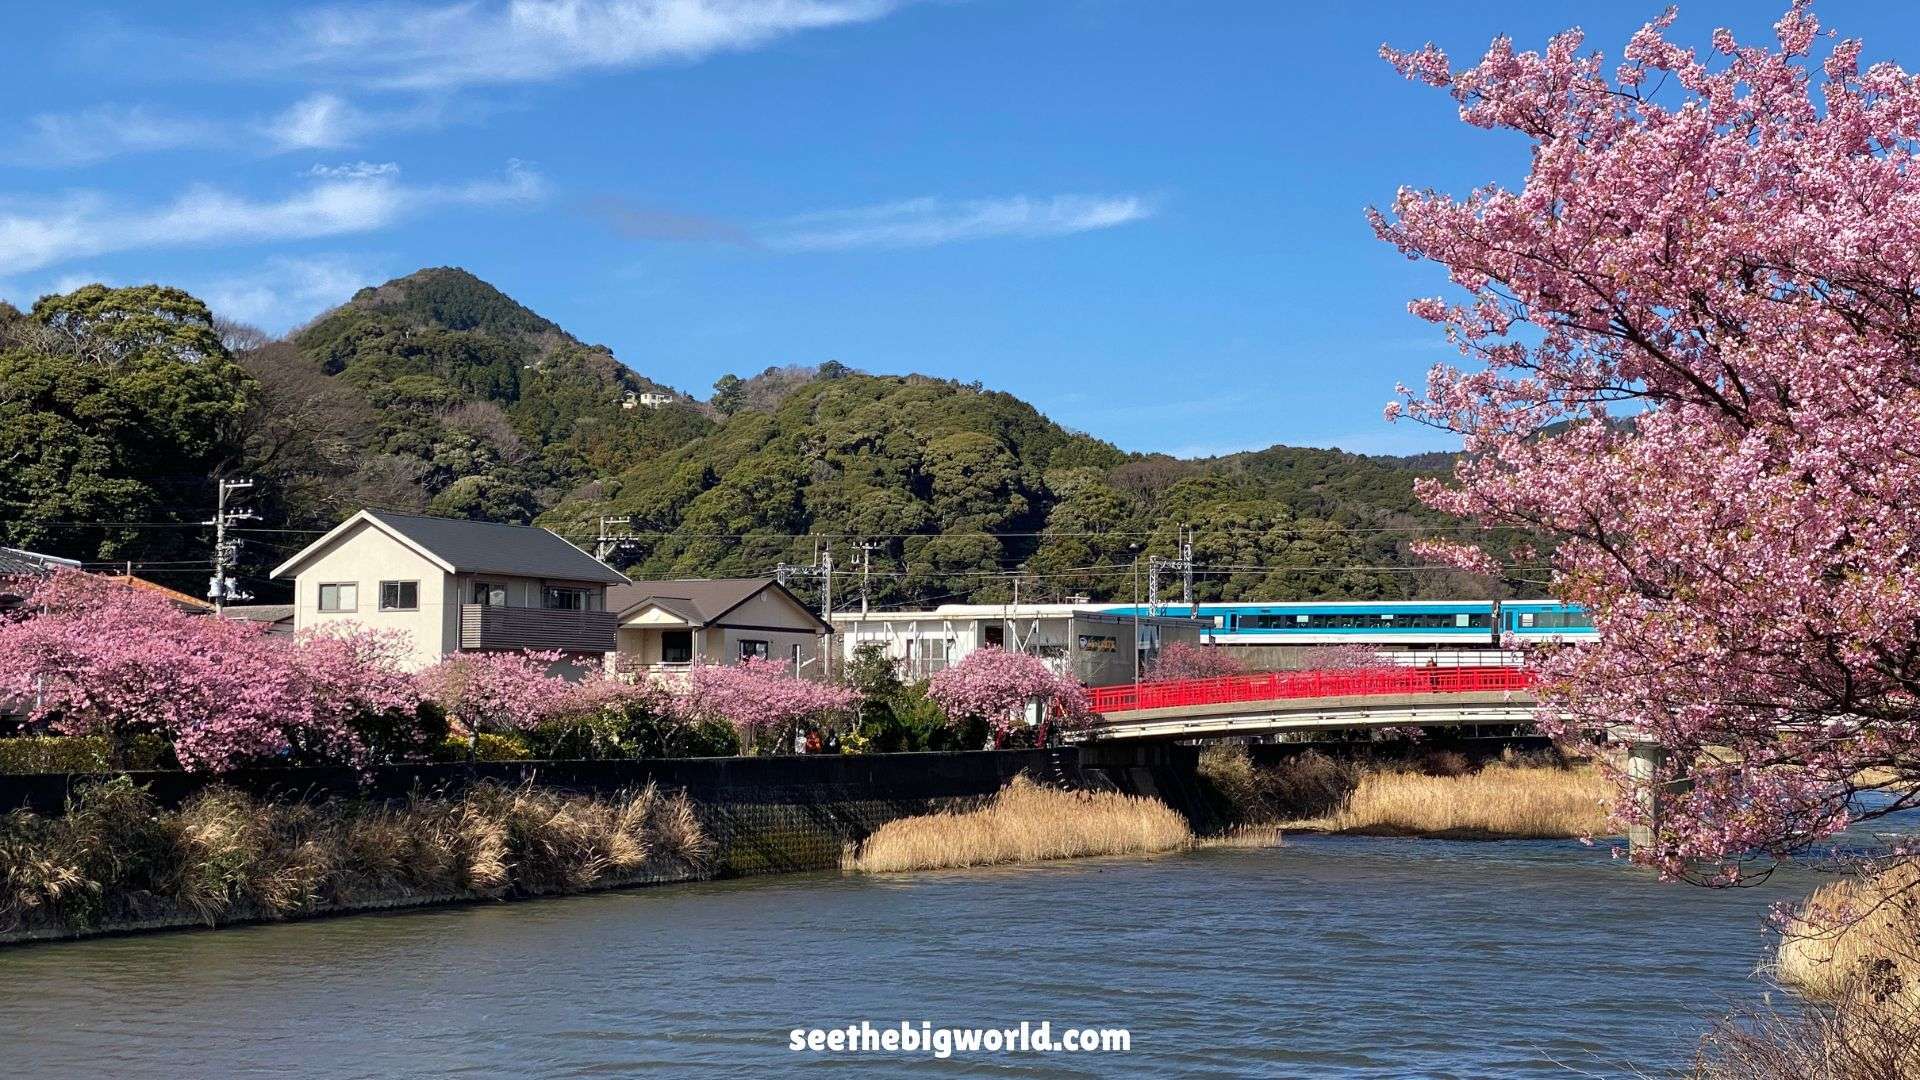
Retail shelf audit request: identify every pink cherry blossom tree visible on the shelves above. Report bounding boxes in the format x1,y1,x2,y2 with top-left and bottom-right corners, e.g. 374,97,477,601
1284,644,1395,672
415,649,577,737
927,647,1093,738
1144,642,1247,681
0,570,420,771
1376,3,1920,878
674,657,859,743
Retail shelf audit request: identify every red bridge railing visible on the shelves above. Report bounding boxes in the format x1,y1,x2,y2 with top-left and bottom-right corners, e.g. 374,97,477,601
1087,666,1536,715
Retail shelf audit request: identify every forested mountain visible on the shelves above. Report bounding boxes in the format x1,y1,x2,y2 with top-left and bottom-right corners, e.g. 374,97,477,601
0,270,1499,605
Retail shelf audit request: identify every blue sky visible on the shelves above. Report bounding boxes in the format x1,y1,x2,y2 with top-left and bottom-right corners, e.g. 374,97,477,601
6,1,1918,458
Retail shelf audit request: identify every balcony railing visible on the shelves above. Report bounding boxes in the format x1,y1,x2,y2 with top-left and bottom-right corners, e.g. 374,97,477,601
458,604,616,654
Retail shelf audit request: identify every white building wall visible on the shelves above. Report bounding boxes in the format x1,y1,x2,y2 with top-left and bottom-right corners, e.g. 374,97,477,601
290,525,454,670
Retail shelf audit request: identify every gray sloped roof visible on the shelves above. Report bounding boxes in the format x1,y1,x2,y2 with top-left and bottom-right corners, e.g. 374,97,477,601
366,510,629,585
0,547,80,577
220,604,296,623
608,577,828,630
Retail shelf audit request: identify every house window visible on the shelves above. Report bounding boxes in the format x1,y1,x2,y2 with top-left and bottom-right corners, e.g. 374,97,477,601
379,581,419,611
739,639,769,661
661,630,693,664
543,586,589,611
983,625,1005,647
317,583,357,612
471,582,507,606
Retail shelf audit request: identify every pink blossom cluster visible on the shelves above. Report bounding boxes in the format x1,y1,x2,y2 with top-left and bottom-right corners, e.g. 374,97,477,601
1286,644,1392,672
1376,3,1920,877
1145,642,1246,682
414,650,575,735
0,571,416,772
927,647,1093,734
674,656,859,736
416,651,669,736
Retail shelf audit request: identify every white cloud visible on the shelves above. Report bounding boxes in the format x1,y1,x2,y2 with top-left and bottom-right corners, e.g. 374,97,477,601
12,93,460,166
307,160,402,179
261,93,453,151
258,0,905,89
0,161,544,273
764,194,1153,251
197,254,385,332
8,105,224,167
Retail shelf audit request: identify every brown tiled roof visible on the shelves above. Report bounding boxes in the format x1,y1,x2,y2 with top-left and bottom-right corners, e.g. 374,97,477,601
103,575,214,611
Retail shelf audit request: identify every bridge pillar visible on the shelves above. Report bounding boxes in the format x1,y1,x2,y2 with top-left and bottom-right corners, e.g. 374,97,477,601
1624,740,1676,855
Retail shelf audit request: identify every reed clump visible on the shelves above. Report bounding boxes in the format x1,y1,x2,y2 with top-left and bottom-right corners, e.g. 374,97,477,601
1316,760,1610,838
843,776,1191,873
1776,858,1920,1012
1198,742,1608,840
0,778,710,939
1690,858,1920,1079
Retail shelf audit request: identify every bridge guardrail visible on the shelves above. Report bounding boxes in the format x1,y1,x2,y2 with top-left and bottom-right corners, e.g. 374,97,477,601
1087,666,1536,714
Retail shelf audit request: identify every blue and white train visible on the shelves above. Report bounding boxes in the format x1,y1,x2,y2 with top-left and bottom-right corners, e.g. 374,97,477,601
1098,599,1594,650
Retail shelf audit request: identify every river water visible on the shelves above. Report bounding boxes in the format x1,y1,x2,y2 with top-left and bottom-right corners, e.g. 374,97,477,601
3,828,1878,1079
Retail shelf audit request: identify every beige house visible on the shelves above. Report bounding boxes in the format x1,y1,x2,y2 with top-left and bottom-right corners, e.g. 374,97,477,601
271,510,630,671
609,578,831,675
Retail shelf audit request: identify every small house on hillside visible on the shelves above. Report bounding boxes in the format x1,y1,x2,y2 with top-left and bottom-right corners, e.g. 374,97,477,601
608,578,831,674
271,510,629,671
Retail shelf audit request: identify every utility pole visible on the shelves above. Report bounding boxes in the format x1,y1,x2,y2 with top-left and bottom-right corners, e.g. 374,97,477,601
594,516,640,563
206,477,255,613
1181,524,1195,617
1147,524,1196,618
855,540,881,614
777,542,836,678
1131,554,1142,684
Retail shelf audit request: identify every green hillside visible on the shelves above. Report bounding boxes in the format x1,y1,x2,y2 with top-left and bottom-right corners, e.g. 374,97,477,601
2,271,1496,605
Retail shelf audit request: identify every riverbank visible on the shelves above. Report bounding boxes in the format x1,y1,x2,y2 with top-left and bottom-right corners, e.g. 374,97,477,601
0,746,1221,944
0,779,710,944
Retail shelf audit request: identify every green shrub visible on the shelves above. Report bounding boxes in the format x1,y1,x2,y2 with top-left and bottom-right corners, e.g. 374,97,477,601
1197,744,1361,825
433,733,533,762
0,735,175,774
522,704,742,760
678,718,741,758
860,682,961,752
349,702,451,765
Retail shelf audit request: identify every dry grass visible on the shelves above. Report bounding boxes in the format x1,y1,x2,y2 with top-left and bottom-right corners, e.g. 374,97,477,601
1690,858,1920,1078
1777,859,1920,1011
0,779,711,937
1288,762,1613,839
1692,984,1920,1080
843,776,1192,873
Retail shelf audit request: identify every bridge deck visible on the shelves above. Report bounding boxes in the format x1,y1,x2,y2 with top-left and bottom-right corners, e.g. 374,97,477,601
1081,668,1539,741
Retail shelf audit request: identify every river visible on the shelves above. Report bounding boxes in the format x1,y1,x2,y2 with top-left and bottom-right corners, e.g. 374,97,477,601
4,826,1880,1078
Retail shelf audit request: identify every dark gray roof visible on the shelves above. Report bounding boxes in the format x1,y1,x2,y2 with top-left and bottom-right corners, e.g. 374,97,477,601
0,547,79,577
608,577,828,630
366,511,629,584
221,604,295,623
